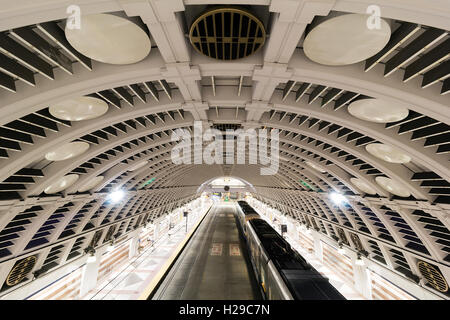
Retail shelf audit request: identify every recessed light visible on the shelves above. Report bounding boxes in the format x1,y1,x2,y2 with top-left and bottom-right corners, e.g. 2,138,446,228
108,189,125,203
329,192,348,205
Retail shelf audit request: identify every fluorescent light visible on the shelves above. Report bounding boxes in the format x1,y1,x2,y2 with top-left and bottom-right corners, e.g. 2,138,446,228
108,189,125,203
329,192,348,205
338,246,346,254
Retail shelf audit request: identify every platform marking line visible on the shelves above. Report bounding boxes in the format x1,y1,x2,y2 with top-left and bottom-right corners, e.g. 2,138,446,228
229,244,241,256
210,243,223,256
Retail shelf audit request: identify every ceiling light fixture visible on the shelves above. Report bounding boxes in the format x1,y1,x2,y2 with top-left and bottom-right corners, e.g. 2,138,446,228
108,189,125,203
329,192,348,205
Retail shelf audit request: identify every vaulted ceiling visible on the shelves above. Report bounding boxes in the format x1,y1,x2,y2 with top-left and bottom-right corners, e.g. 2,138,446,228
0,0,449,299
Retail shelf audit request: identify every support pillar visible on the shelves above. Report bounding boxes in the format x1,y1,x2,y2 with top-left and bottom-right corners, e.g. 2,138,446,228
311,231,323,262
350,252,372,299
79,247,105,297
128,228,142,259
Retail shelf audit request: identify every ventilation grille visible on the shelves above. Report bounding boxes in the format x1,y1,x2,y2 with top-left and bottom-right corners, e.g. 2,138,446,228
350,233,365,252
212,123,242,131
89,230,103,248
189,8,266,60
5,255,36,287
337,227,350,246
417,260,449,293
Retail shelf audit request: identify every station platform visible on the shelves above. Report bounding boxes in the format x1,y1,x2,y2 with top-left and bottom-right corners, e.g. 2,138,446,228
152,203,261,300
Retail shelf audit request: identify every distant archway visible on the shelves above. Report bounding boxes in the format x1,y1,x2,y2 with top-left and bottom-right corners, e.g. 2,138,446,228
197,176,256,194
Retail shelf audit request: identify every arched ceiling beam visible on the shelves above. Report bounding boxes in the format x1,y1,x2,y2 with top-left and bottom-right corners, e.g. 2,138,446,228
288,51,449,125
277,135,388,195
26,116,193,196
262,115,431,200
1,1,448,33
0,50,166,126
0,95,186,183
270,92,449,182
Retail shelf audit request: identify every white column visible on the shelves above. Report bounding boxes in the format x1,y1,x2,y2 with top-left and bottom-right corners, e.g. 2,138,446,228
311,231,323,262
350,253,372,299
128,228,142,259
79,247,105,297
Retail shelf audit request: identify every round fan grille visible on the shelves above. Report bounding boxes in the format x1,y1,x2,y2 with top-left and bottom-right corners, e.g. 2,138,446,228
6,255,36,286
189,8,266,60
417,261,448,293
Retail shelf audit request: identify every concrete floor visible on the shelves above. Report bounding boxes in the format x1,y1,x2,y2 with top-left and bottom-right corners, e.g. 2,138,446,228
153,202,261,300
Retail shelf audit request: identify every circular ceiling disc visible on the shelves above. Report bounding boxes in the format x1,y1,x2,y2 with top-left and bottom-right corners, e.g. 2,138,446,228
49,96,109,121
305,161,326,173
44,174,79,194
348,98,409,123
303,13,391,66
45,141,90,161
375,176,411,197
65,13,151,64
128,160,148,171
366,143,411,164
78,176,104,193
350,178,377,195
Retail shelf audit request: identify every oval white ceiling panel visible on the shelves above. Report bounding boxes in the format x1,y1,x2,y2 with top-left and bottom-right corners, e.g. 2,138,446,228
49,96,108,121
128,160,148,171
45,141,90,161
375,176,411,197
305,161,326,173
78,176,104,193
350,177,377,195
303,13,391,66
65,13,151,64
44,174,79,194
366,143,411,164
348,98,409,123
